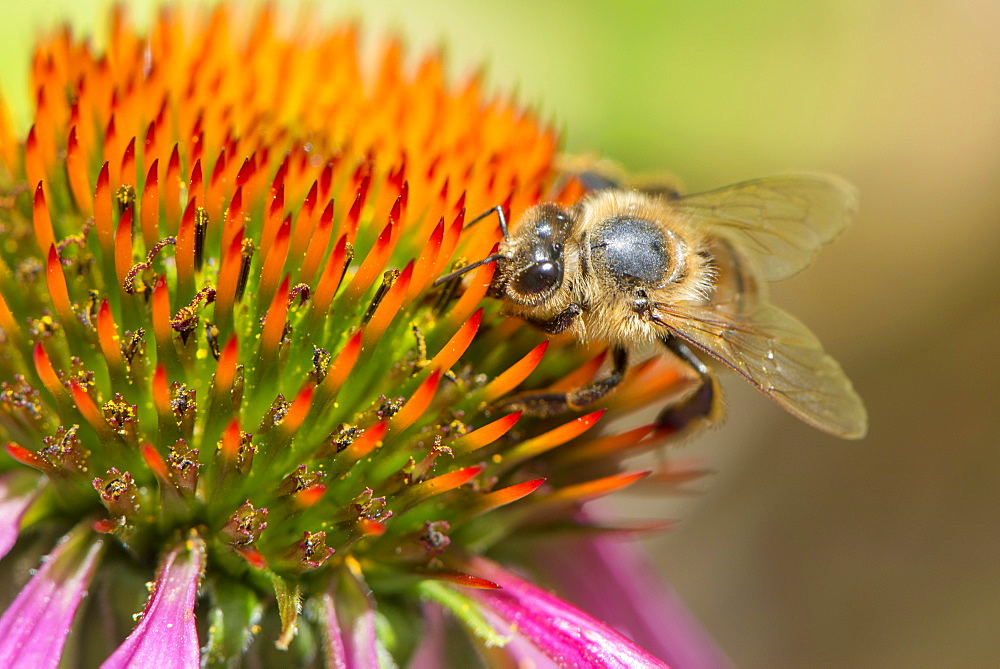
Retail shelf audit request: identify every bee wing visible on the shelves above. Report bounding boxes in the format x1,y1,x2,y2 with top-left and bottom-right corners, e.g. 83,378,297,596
670,174,859,281
653,300,868,439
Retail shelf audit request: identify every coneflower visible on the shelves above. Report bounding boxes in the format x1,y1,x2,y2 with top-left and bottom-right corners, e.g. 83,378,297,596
0,5,726,667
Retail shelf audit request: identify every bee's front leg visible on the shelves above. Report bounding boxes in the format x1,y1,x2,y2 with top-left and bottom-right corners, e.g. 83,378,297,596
525,302,582,335
656,334,723,433
489,346,628,417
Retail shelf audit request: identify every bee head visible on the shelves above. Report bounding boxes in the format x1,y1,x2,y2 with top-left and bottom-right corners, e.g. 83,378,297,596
498,203,572,306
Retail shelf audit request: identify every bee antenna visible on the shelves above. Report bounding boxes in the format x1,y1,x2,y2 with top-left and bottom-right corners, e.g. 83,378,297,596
432,253,505,287
465,205,510,240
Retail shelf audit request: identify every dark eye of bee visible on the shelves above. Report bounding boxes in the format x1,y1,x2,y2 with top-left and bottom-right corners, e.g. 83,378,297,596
513,261,562,295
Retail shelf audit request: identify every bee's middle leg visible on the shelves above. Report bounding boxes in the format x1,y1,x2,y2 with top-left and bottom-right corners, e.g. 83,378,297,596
490,346,629,417
655,334,722,433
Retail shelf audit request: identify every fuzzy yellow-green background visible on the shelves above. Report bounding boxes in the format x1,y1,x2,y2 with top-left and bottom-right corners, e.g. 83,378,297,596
2,1,998,666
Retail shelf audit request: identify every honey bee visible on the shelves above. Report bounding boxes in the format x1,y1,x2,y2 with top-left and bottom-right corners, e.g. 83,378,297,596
438,173,867,439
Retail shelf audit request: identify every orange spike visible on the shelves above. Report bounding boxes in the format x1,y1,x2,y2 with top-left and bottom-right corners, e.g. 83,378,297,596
65,127,92,215
391,369,441,433
554,424,656,466
114,207,135,287
0,293,17,335
120,137,136,186
298,199,334,285
260,276,290,358
214,335,239,392
164,145,181,233
214,227,245,321
464,478,546,516
32,182,55,254
545,351,609,394
25,126,45,198
219,419,243,461
289,180,319,261
402,465,484,507
94,162,113,255
188,159,203,207
207,148,227,221
260,184,285,260
444,246,497,328
357,519,386,537
293,484,326,509
140,159,160,250
429,308,481,373
175,197,197,290
222,186,244,252
45,245,73,326
362,261,413,347
322,329,362,398
97,299,124,371
432,208,466,279
504,409,608,466
280,384,314,434
451,411,521,455
70,381,108,437
409,218,445,300
233,545,268,569
544,470,651,504
345,219,395,301
481,340,549,403
259,214,291,302
0,94,17,173
33,342,63,399
151,276,173,347
341,419,387,461
5,443,57,475
140,442,171,484
424,571,500,590
152,364,171,415
311,233,349,318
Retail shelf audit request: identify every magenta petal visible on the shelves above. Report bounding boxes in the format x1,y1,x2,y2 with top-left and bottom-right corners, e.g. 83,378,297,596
321,562,387,669
465,557,668,668
406,603,445,669
0,529,103,669
0,471,44,560
538,533,731,668
101,534,205,669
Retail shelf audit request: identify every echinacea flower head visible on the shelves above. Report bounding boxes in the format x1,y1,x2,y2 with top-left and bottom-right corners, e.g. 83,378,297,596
0,5,726,667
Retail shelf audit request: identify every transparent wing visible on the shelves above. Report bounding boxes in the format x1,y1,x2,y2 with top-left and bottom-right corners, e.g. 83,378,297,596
653,300,868,439
670,174,859,281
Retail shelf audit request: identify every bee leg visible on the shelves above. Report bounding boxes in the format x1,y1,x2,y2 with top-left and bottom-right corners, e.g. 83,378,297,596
490,346,628,417
526,303,582,335
656,334,723,433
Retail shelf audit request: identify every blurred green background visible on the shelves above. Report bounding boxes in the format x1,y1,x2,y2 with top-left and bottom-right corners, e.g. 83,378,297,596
3,1,998,666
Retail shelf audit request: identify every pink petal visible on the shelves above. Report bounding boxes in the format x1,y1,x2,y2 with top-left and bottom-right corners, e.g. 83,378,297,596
407,603,445,669
0,471,44,560
101,534,205,669
0,529,104,668
465,556,668,668
537,532,731,668
321,563,388,669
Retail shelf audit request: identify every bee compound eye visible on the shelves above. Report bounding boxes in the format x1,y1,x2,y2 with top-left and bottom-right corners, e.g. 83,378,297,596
512,261,562,296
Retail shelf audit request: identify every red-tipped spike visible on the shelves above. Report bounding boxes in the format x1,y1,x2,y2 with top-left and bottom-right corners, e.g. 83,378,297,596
391,369,441,433
140,159,160,250
94,162,113,254
6,443,56,475
429,308,482,374
482,340,549,402
260,276,290,359
214,335,239,391
66,127,92,215
97,299,124,371
299,199,334,285
259,215,291,302
322,329,363,397
341,420,387,461
164,145,181,233
311,234,349,318
363,261,413,347
403,465,484,507
32,181,55,254
504,409,607,464
465,478,546,516
114,207,134,287
45,245,73,326
426,571,501,590
544,470,651,504
410,218,445,299
345,219,395,301
451,411,521,455
293,484,326,509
